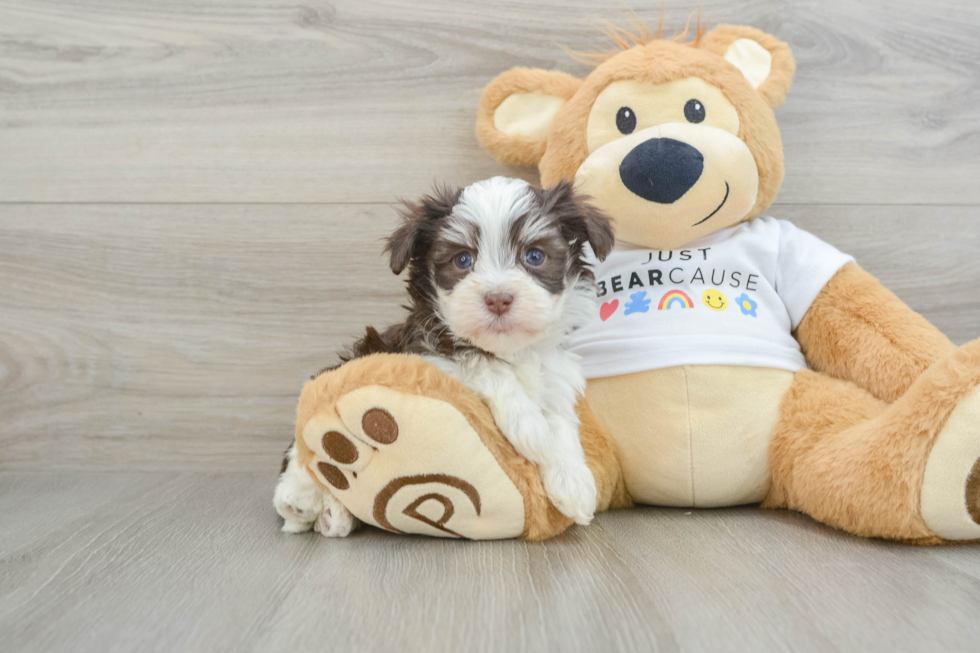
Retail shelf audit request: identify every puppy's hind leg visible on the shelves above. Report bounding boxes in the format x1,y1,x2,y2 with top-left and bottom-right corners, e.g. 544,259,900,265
274,443,324,533
275,443,359,537
314,492,359,538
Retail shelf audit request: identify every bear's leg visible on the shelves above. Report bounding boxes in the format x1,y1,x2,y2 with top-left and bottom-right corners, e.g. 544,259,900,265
765,339,980,543
292,353,628,541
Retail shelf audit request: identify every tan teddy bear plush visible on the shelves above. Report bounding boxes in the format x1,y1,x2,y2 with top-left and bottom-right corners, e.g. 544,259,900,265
292,21,980,543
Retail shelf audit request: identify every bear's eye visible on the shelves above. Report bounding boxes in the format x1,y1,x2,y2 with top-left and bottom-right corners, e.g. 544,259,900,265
616,107,636,134
684,99,706,123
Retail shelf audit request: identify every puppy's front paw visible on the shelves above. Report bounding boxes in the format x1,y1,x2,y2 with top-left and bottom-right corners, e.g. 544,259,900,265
314,493,358,538
541,461,597,526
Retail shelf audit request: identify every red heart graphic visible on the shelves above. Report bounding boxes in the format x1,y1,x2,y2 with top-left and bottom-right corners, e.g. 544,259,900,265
600,300,619,321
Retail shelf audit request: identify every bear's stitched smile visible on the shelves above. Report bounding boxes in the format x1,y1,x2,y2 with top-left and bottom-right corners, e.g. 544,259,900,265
692,181,730,227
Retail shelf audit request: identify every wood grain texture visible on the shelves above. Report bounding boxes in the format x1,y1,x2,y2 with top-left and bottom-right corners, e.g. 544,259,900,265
2,0,980,203
598,506,980,652
1,203,978,472
1,472,979,653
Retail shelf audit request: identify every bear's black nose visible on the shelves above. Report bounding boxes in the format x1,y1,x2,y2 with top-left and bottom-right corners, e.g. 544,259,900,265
619,138,704,204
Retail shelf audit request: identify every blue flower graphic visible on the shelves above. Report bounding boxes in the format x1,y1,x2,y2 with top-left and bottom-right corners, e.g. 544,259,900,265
735,293,758,317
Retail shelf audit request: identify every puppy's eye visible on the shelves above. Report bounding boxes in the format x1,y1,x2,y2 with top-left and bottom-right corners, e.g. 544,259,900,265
524,249,545,266
616,107,636,134
684,99,705,123
453,251,474,269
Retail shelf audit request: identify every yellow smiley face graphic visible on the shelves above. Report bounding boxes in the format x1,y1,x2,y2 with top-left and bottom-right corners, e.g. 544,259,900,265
702,289,728,311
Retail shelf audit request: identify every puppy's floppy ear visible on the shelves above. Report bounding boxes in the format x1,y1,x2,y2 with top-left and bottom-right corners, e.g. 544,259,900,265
385,185,462,275
384,211,419,275
574,195,615,262
476,68,582,167
538,180,616,262
699,25,796,108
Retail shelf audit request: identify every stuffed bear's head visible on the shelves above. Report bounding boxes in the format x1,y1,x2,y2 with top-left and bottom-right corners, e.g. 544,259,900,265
477,23,795,251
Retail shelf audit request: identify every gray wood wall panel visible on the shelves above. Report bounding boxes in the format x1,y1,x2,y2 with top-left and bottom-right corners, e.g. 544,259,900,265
1,1,979,473
2,0,980,204
1,203,977,471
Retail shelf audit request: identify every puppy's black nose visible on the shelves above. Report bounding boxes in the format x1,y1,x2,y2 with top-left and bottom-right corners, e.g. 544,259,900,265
484,292,514,316
619,137,704,204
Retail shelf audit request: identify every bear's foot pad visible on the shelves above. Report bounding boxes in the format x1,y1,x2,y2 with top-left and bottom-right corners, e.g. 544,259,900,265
922,384,980,541
300,385,526,539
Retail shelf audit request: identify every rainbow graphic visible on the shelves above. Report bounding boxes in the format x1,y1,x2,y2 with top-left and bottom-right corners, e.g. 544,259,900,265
658,290,694,310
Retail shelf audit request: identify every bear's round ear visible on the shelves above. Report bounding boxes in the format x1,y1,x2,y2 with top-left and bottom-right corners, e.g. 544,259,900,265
700,25,796,108
476,68,582,167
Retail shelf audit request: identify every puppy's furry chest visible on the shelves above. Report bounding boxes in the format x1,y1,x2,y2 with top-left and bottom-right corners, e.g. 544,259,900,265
503,348,586,412
508,353,547,404
422,348,579,414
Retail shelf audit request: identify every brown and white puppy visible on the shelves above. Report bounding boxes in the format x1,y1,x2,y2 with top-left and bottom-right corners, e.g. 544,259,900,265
274,177,614,536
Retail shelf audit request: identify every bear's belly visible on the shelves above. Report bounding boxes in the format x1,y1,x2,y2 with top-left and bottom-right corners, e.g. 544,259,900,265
585,365,795,507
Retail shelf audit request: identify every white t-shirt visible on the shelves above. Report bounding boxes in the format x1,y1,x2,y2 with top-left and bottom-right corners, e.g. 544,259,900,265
569,217,854,378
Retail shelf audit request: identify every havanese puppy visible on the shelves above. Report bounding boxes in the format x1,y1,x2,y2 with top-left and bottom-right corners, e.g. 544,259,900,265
275,176,614,537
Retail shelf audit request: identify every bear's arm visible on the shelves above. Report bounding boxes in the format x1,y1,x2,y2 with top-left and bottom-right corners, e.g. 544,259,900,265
794,262,955,403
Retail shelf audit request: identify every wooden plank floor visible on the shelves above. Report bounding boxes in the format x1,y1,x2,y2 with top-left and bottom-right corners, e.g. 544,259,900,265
2,0,980,650
2,471,980,653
